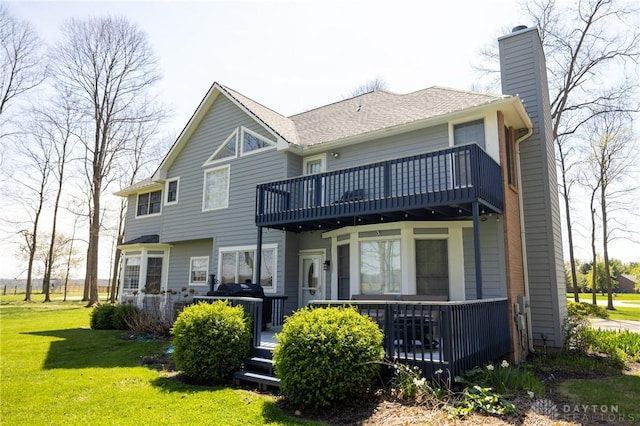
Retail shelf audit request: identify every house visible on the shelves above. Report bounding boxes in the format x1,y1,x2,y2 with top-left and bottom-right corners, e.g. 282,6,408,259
615,275,638,293
115,25,567,364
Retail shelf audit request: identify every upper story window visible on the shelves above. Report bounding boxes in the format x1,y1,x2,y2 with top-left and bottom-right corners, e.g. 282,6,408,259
137,190,161,217
203,165,230,211
203,127,275,166
453,119,485,149
165,178,179,205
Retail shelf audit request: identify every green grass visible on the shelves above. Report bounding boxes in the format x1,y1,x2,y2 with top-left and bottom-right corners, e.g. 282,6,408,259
0,297,317,425
567,293,640,321
557,376,640,425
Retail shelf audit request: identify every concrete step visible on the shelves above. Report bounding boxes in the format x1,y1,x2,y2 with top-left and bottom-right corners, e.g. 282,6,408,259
233,371,280,389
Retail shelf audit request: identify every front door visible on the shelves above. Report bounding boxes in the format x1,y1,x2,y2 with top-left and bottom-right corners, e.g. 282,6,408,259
300,252,324,306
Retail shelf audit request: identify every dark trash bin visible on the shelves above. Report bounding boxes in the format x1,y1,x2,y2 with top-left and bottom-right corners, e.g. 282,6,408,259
207,282,272,331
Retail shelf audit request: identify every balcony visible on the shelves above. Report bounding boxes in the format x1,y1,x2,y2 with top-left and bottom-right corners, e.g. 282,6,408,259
256,143,503,232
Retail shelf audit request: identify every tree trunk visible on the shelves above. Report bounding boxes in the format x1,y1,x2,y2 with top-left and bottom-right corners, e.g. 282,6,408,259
600,184,615,310
558,146,579,302
589,188,598,306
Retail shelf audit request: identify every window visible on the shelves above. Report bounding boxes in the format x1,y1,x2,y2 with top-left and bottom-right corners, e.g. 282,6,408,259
123,256,141,291
415,239,449,297
219,245,276,290
241,128,275,154
145,257,163,293
205,129,238,164
190,256,209,285
504,126,517,187
136,190,162,217
454,119,485,148
359,240,401,294
203,165,230,210
165,178,179,205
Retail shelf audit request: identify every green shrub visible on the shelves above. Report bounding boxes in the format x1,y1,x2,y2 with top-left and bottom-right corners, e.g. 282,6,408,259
273,306,384,408
567,301,609,319
90,304,118,329
171,301,251,383
583,328,640,363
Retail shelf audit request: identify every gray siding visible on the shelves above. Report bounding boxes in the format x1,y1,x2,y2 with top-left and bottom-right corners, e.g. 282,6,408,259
463,220,507,300
499,28,566,348
167,239,213,292
160,94,285,243
324,124,449,171
123,194,163,242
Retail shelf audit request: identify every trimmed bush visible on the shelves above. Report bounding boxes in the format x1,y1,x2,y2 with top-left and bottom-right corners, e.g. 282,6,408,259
90,304,118,329
567,301,609,319
171,301,251,383
273,306,384,408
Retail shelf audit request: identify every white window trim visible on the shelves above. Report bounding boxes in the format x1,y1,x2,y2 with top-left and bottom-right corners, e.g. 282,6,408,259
202,164,230,211
164,177,180,206
324,221,469,300
135,190,162,219
239,126,276,156
189,256,210,286
302,153,327,175
217,243,278,294
203,128,238,166
119,246,171,300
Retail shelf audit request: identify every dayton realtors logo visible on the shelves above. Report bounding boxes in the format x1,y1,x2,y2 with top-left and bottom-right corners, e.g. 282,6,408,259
532,400,635,423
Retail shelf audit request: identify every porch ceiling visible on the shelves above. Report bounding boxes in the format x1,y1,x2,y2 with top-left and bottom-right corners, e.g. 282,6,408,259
265,200,502,233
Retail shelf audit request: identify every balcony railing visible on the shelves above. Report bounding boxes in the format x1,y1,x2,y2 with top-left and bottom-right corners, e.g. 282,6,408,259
256,143,503,231
311,298,511,378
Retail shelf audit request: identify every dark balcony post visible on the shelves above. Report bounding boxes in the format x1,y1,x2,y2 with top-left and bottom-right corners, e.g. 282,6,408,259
472,201,483,299
255,226,263,285
314,176,321,206
383,162,391,198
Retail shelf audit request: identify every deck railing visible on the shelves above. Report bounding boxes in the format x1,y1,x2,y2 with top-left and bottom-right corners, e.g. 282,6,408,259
310,298,510,378
256,143,502,229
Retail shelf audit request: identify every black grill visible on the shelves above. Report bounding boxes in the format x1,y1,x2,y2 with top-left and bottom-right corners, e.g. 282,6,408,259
208,281,271,330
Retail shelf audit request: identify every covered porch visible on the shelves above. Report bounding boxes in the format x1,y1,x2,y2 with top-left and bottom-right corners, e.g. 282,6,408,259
255,143,505,301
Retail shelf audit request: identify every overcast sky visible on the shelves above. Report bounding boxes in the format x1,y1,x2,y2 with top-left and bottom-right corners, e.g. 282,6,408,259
3,1,638,279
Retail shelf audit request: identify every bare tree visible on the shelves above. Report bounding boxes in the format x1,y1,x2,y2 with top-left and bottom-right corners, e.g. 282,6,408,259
10,129,53,301
344,77,388,98
586,112,638,310
33,93,78,302
477,0,640,301
108,121,162,303
50,16,164,306
0,4,45,117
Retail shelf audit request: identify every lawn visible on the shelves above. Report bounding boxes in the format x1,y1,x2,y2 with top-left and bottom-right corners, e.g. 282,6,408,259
0,297,316,426
567,293,640,321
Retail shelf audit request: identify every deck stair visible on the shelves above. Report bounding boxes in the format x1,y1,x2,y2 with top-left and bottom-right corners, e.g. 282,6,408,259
233,347,280,390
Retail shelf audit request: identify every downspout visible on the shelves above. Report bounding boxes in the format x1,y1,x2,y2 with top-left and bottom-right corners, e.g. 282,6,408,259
515,127,535,353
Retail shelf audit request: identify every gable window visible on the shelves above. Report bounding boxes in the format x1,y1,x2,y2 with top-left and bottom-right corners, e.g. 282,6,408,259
165,178,179,205
219,245,276,292
241,127,275,155
205,129,238,165
190,256,209,285
454,119,485,148
137,190,162,217
203,165,230,211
